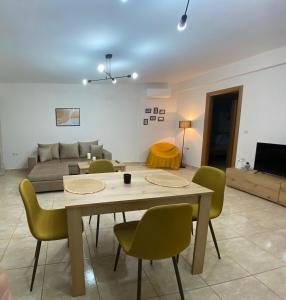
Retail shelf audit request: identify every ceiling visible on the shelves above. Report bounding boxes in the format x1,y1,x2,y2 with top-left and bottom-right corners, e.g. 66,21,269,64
0,0,286,84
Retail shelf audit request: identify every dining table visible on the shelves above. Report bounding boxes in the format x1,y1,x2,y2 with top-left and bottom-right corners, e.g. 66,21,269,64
64,169,213,297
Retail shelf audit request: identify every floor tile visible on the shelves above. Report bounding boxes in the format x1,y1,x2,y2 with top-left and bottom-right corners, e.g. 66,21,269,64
143,257,206,296
215,237,285,274
5,266,44,300
42,260,99,299
160,287,220,300
1,237,47,269
256,266,286,299
199,253,249,285
212,276,281,300
93,254,157,300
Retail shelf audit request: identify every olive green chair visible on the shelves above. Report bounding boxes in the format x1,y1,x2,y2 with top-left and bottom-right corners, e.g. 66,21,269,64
88,160,126,247
113,204,193,300
19,179,71,291
192,166,226,259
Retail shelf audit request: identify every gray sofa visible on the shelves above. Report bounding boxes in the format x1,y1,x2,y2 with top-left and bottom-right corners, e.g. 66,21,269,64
27,141,112,192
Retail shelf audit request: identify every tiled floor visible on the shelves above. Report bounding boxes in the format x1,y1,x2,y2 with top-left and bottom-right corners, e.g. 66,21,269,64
1,165,286,299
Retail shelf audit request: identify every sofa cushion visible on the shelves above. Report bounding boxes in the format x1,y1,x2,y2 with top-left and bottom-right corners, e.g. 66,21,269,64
38,147,53,162
28,160,69,182
38,143,59,159
91,144,103,159
79,140,98,158
60,143,79,159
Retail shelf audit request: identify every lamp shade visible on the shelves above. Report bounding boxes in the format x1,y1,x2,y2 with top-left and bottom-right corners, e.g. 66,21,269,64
179,120,192,129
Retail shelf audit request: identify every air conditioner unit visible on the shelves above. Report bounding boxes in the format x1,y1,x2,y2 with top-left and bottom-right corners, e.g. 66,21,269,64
146,88,171,99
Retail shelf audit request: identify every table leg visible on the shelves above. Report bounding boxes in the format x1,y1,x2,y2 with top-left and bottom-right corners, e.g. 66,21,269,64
192,194,211,274
67,208,85,296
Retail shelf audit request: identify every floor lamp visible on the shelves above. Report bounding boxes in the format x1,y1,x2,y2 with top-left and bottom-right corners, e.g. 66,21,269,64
179,120,192,168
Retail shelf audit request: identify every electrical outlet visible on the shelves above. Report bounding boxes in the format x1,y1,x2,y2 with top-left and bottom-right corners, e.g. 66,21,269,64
12,153,19,156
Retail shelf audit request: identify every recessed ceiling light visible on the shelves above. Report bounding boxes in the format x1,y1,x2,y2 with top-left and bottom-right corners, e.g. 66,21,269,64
132,72,138,80
121,0,128,3
82,79,88,85
97,64,105,73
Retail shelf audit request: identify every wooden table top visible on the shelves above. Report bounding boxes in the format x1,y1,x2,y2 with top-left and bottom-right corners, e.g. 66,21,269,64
64,169,213,208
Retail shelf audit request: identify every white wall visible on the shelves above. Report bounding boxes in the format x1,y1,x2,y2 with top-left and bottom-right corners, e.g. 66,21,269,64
174,46,286,168
0,83,177,169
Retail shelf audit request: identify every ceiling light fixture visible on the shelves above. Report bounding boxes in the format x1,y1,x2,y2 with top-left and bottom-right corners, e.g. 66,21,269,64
177,0,190,31
83,54,138,85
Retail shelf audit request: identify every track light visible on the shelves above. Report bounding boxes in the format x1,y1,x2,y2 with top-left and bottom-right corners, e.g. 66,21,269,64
177,0,190,31
82,79,88,86
112,78,117,84
132,72,138,80
177,14,187,31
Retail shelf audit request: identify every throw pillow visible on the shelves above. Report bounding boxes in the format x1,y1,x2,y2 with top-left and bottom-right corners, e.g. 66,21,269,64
38,146,53,162
90,145,103,159
38,143,59,159
60,143,79,159
79,140,98,158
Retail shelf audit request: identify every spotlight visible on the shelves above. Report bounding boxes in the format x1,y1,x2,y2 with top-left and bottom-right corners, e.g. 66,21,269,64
177,14,187,31
97,64,105,73
177,0,190,31
132,72,138,80
82,79,88,85
112,78,117,84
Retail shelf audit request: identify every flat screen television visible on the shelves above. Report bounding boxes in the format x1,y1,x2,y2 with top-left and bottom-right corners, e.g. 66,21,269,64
254,142,286,177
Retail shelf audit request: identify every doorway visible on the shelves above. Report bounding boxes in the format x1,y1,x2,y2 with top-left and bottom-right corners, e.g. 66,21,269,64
201,86,243,169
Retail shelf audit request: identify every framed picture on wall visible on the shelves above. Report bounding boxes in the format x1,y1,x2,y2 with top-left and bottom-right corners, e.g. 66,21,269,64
158,117,164,122
153,107,158,114
143,119,148,125
159,109,166,114
145,108,152,113
150,116,156,121
55,108,80,126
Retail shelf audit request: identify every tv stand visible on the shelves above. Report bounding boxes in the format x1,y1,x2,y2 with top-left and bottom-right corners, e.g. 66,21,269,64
226,168,286,206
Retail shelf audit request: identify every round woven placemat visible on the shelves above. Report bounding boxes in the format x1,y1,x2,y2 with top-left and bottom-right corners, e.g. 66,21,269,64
145,174,190,188
65,178,105,194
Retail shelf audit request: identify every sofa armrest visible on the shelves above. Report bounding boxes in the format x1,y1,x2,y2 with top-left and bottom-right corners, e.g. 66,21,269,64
102,149,112,160
28,155,38,172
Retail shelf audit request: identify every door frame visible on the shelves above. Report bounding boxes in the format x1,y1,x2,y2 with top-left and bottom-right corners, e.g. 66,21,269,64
201,85,243,167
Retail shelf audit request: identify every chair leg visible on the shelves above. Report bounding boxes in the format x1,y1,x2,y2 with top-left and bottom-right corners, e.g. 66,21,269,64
137,259,142,300
209,220,221,259
122,212,126,223
113,244,121,271
95,214,100,248
172,256,184,300
113,213,116,221
150,260,153,265
89,215,92,224
176,254,179,263
30,240,42,292
191,222,193,235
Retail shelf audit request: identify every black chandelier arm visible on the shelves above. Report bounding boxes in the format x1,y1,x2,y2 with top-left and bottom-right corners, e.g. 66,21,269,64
88,78,110,83
87,74,131,83
113,74,131,79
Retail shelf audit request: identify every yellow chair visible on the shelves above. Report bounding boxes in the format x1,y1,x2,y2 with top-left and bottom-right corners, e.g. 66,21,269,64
88,160,126,247
146,142,181,170
192,166,226,259
19,179,71,291
113,204,193,300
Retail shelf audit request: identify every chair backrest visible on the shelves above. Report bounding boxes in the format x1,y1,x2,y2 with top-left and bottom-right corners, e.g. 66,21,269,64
89,160,114,173
128,204,192,260
192,166,226,218
19,179,43,239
